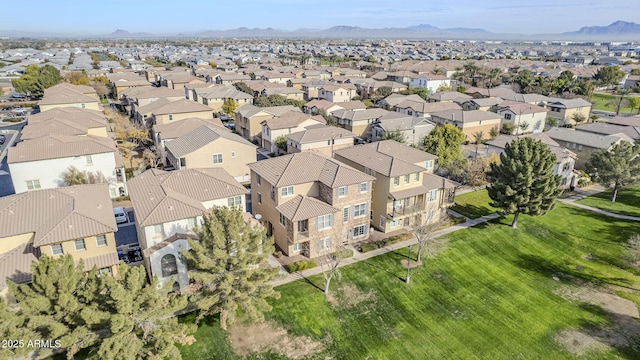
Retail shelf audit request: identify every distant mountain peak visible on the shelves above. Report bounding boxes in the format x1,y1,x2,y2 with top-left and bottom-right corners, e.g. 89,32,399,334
575,20,640,34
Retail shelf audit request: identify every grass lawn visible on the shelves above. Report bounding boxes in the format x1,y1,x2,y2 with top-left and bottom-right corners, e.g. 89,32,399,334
591,93,638,114
450,189,498,219
179,204,640,359
577,185,640,218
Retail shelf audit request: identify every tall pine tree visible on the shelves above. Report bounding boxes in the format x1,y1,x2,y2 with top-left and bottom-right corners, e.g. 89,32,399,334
0,298,37,360
8,255,106,360
95,265,196,360
487,137,561,228
586,141,640,202
181,207,280,330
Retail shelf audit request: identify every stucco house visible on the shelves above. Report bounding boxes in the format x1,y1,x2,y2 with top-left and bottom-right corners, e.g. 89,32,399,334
495,100,548,134
546,127,634,169
369,112,435,147
128,168,249,289
429,109,502,141
235,104,301,140
334,141,456,233
261,112,326,153
38,83,101,112
164,125,256,183
332,108,391,137
248,152,375,258
317,84,357,103
0,185,120,297
546,97,593,126
8,134,127,198
286,124,355,157
22,107,109,140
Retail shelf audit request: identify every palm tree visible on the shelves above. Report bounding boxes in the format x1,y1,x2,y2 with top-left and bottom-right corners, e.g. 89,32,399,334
463,62,481,87
484,68,503,89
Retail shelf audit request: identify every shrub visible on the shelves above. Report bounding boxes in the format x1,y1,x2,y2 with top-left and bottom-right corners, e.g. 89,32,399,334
285,259,317,273
358,233,412,253
112,195,130,202
274,251,283,259
333,249,354,259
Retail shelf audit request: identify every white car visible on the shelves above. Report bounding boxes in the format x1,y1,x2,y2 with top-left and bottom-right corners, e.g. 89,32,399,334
113,207,128,224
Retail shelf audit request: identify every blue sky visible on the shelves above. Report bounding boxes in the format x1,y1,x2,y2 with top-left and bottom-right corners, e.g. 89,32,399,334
4,0,639,34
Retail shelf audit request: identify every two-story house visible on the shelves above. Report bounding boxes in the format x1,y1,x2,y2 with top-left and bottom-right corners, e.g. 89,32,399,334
286,125,355,157
332,108,391,137
261,112,326,153
317,84,357,103
165,125,257,183
0,184,120,297
22,107,109,140
235,104,301,140
429,109,502,141
546,127,634,169
408,74,451,94
334,140,456,233
38,83,101,112
248,152,375,258
8,134,127,198
495,100,548,134
369,112,435,147
546,97,593,126
127,168,249,289
395,100,461,118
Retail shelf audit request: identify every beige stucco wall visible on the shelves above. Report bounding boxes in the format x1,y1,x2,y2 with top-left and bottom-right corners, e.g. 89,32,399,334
154,110,213,125
39,101,101,112
548,106,592,125
0,233,34,255
171,138,255,178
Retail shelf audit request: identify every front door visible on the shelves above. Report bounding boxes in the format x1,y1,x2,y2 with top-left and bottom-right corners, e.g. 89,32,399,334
266,221,273,237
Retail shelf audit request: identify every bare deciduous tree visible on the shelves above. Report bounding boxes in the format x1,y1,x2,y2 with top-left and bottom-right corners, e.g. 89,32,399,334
413,214,449,264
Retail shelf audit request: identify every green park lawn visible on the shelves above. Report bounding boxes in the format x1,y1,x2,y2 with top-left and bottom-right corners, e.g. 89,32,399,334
591,93,638,114
450,189,498,219
178,204,640,359
577,185,640,218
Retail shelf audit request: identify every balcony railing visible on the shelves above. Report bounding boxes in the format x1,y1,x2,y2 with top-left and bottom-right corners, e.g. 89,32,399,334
387,203,424,218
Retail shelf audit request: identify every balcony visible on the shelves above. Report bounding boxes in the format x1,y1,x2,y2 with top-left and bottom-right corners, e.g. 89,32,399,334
387,203,424,218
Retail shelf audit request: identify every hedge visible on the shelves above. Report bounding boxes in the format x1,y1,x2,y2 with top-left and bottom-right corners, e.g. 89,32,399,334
285,259,317,273
358,233,412,253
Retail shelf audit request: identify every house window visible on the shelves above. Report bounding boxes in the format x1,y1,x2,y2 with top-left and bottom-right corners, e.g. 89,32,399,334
26,179,41,190
336,186,347,197
153,224,164,236
81,103,86,109
390,219,401,228
425,160,433,169
380,216,386,229
281,186,294,197
96,235,107,247
404,174,410,184
352,225,367,238
256,174,261,185
279,213,286,227
271,185,276,200
169,114,174,121
359,182,368,193
393,177,399,186
317,214,333,230
86,155,93,166
428,189,438,202
414,173,420,182
257,192,262,204
292,243,302,252
231,151,236,158
297,219,308,232
228,196,242,207
353,203,367,218
317,237,331,251
213,153,223,164
577,145,583,151
343,207,349,223
74,239,86,251
504,113,512,120
98,267,112,276
51,244,63,256
188,217,197,229
161,254,178,277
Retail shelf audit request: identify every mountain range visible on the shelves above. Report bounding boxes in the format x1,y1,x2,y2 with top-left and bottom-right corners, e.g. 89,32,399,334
2,21,640,40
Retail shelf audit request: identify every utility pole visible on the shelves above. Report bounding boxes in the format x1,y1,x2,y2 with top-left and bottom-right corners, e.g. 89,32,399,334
406,244,412,284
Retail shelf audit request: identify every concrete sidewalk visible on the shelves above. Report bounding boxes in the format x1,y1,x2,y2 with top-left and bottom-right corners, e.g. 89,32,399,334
556,184,640,221
272,212,501,287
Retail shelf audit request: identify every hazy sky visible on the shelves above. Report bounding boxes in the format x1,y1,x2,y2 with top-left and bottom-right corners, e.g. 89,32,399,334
4,0,639,34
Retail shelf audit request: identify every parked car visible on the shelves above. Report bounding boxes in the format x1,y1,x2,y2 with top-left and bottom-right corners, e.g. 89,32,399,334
113,207,128,224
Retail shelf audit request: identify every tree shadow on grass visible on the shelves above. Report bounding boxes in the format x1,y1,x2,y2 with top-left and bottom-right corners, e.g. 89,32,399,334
573,303,640,360
516,253,634,290
361,260,406,283
451,204,495,219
